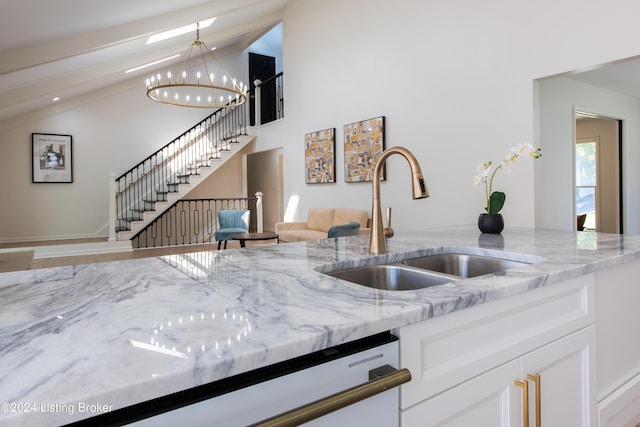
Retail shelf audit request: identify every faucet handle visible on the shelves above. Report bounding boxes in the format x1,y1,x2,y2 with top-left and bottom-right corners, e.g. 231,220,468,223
384,207,394,238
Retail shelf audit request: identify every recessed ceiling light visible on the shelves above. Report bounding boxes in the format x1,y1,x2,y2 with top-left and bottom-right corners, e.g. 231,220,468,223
125,54,180,74
147,18,216,45
52,97,60,102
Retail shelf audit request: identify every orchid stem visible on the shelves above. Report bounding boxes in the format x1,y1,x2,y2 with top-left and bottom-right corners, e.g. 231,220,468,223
486,165,501,214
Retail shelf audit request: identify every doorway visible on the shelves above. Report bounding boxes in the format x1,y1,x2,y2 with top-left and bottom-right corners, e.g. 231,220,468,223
575,113,622,233
246,148,284,232
248,53,276,126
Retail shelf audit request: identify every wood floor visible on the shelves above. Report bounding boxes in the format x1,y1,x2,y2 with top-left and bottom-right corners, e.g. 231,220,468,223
0,238,263,273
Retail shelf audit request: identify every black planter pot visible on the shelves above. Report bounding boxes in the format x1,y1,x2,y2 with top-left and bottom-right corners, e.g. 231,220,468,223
478,213,504,234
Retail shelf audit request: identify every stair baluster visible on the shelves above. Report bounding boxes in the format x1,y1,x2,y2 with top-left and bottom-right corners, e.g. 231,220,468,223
113,103,247,239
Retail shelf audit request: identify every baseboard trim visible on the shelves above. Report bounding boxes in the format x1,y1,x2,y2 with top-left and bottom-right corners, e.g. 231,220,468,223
32,241,133,259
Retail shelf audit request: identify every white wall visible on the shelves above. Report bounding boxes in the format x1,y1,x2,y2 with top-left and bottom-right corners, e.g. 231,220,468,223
536,77,640,234
6,0,640,242
249,0,640,234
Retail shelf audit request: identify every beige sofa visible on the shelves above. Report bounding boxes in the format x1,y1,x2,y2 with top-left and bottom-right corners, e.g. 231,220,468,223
275,208,371,243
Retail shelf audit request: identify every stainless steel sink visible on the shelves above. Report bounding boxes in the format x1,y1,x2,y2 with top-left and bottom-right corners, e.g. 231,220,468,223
402,253,529,278
324,251,535,291
326,264,457,291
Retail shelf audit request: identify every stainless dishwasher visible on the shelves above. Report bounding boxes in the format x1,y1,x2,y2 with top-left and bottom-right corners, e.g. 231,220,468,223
69,332,408,427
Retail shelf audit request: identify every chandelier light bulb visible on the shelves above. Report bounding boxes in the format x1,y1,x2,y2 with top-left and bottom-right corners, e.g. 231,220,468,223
186,95,190,103
196,96,201,103
167,71,172,81
175,93,179,100
196,71,201,83
219,95,223,103
223,75,227,87
208,96,212,103
156,73,161,81
210,73,214,83
164,91,168,99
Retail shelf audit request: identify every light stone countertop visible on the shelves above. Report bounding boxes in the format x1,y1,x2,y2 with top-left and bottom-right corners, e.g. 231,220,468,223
2,225,640,426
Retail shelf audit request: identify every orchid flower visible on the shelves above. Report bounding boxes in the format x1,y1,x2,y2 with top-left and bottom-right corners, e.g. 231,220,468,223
474,143,542,214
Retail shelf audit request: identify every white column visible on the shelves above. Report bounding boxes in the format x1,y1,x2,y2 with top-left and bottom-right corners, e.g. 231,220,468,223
256,191,264,233
254,79,262,126
108,173,117,241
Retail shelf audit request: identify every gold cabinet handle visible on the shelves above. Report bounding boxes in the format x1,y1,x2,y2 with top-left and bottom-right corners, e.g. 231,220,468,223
526,373,541,427
249,367,411,427
515,379,529,427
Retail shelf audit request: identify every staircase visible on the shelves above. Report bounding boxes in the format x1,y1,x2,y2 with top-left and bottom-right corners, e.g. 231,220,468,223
113,104,255,242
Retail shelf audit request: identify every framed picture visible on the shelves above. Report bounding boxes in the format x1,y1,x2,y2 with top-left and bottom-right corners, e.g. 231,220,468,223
305,128,335,184
343,116,385,182
32,133,73,183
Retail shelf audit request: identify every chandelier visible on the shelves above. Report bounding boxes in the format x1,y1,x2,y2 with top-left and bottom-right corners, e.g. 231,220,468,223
146,24,247,108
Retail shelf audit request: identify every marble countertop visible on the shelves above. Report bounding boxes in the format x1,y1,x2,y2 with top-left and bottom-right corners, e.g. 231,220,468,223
2,225,640,426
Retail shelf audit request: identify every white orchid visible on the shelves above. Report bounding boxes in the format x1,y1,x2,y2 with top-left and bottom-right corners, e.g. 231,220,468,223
473,162,493,185
502,151,517,169
512,142,542,159
474,143,542,214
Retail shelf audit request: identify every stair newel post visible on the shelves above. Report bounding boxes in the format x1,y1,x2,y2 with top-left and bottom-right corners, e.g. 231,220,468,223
254,79,262,126
108,173,117,242
256,191,264,233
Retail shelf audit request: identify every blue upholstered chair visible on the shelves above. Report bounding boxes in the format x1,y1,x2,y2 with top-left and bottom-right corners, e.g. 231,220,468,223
215,209,250,249
327,221,361,238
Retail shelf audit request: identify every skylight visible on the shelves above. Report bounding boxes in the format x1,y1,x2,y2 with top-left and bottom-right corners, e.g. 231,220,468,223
147,18,216,44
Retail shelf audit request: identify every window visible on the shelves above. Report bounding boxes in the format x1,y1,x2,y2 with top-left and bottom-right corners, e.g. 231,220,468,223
575,140,597,230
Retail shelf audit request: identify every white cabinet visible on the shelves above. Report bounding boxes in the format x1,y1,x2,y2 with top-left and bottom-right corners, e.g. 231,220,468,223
402,359,522,426
397,274,596,427
401,326,595,426
595,258,640,426
521,325,596,426
598,373,640,427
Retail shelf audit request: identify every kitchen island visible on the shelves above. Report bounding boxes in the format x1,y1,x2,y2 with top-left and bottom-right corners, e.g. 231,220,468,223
1,225,640,426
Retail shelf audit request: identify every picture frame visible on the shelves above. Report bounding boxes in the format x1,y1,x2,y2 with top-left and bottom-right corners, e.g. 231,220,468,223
343,116,385,182
305,128,335,184
32,133,73,183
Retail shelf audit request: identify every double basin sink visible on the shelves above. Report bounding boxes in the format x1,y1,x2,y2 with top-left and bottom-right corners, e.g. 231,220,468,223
325,252,534,291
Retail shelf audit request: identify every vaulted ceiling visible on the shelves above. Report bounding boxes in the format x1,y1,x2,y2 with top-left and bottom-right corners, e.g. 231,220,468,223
564,58,640,98
3,0,639,125
0,0,288,121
